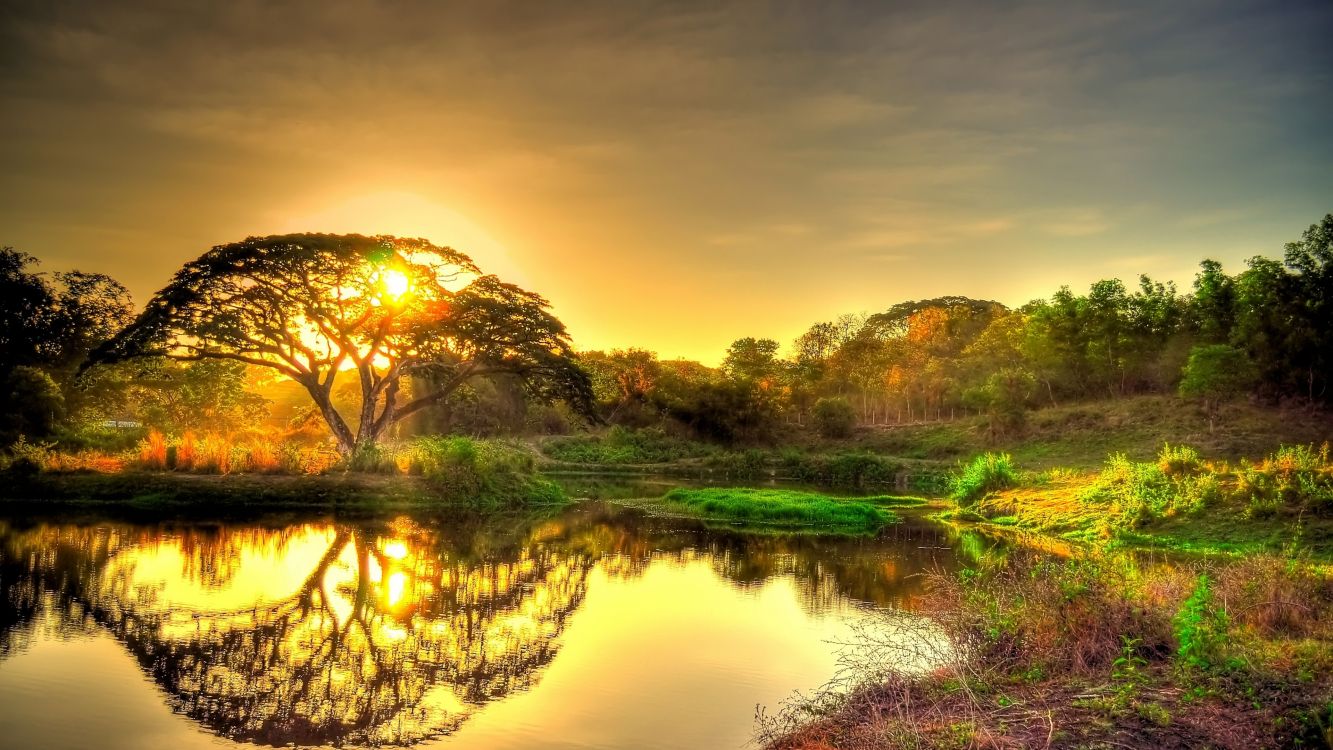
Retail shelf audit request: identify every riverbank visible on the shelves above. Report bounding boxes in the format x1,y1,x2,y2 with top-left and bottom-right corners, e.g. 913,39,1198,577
760,442,1333,748
944,444,1333,559
0,468,569,518
759,550,1333,749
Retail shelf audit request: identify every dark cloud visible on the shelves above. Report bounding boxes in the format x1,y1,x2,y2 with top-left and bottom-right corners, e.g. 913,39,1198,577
2,0,1330,360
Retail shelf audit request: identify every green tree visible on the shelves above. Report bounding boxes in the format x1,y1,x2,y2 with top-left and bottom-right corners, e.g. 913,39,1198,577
90,234,592,455
125,359,270,436
1190,259,1236,344
1178,344,1256,432
1282,213,1333,404
0,366,65,443
812,397,856,439
721,337,781,384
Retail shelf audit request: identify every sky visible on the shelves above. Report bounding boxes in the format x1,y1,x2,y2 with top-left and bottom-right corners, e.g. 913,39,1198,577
2,0,1331,364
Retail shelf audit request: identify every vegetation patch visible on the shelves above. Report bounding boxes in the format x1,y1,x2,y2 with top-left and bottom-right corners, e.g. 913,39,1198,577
541,426,716,465
656,487,904,532
960,443,1333,557
759,551,1333,750
0,435,568,512
950,452,1018,506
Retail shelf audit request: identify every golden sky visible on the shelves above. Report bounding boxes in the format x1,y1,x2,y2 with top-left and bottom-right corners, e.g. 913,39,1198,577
2,1,1330,363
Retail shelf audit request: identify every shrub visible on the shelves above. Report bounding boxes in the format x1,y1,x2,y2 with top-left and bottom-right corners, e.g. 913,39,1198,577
1157,443,1203,475
704,448,769,479
780,450,901,487
812,397,856,439
1174,574,1229,672
1235,443,1333,515
542,426,713,464
139,430,168,470
951,453,1018,506
410,436,564,509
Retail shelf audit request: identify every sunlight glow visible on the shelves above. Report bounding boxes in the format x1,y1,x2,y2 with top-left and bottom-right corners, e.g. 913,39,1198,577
379,269,411,300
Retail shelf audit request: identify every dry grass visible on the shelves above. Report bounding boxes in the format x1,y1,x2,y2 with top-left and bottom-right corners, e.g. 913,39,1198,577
758,552,1333,750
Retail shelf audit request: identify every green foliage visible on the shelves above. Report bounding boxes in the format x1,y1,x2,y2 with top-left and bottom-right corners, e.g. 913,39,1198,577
1179,344,1256,429
1174,575,1229,672
1,366,65,443
1080,447,1224,531
972,367,1036,436
659,487,896,531
812,397,856,438
703,448,769,479
1156,442,1203,475
408,436,565,509
951,453,1018,506
542,426,714,464
780,450,902,488
1235,443,1333,515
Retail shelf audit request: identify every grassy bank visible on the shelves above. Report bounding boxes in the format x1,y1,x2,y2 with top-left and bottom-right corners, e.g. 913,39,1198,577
0,436,568,513
945,444,1333,558
624,487,922,533
538,397,1332,494
760,551,1333,749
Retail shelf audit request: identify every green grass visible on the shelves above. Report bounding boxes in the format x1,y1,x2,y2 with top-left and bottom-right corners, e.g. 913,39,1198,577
657,487,904,531
542,426,715,464
951,452,1019,505
957,442,1333,558
850,395,1333,471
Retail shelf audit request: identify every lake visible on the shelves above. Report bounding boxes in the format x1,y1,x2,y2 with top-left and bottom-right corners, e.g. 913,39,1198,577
0,492,987,750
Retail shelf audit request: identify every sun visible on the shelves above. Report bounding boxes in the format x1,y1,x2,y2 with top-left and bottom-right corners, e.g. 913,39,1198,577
380,268,411,300
277,190,528,286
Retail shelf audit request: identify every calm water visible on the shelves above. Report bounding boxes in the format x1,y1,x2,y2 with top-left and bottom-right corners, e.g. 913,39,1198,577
0,497,984,750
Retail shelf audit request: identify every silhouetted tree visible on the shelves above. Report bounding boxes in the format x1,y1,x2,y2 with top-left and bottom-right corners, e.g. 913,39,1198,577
90,234,593,454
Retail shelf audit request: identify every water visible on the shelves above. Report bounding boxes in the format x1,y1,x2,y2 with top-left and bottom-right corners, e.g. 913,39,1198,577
0,499,981,750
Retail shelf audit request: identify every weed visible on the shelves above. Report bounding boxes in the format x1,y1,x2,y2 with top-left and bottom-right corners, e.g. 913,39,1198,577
950,453,1018,506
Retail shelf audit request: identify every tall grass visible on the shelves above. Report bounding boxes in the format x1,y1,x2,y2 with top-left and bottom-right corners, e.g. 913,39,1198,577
407,436,565,508
760,551,1333,749
660,487,897,531
780,450,903,488
542,426,715,464
950,452,1018,506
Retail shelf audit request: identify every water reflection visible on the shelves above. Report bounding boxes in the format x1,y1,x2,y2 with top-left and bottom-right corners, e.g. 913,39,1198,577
0,503,972,748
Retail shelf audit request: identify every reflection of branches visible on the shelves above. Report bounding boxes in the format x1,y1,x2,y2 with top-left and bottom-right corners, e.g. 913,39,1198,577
559,505,963,612
0,505,969,748
99,527,593,747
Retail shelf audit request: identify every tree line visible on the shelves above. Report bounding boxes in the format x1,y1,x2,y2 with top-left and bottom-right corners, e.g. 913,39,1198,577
579,213,1332,440
0,214,1328,450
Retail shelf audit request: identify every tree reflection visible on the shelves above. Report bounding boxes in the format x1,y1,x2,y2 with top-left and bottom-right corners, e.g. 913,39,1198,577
0,505,978,747
1,518,593,746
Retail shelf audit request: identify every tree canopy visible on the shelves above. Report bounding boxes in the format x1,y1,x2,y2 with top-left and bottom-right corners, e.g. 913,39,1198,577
91,234,593,453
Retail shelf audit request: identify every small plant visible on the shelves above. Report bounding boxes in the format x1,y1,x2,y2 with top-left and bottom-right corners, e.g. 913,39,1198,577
950,453,1018,506
139,429,168,470
1157,443,1203,475
1174,574,1229,672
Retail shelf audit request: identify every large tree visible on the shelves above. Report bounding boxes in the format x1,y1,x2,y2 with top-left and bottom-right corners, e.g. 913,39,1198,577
90,234,593,454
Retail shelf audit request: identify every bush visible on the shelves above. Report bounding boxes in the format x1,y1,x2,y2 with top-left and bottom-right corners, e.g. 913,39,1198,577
812,397,856,439
1235,443,1333,515
1174,574,1229,672
542,426,714,464
409,436,564,509
1157,443,1203,475
781,450,902,488
951,453,1018,506
704,448,769,479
